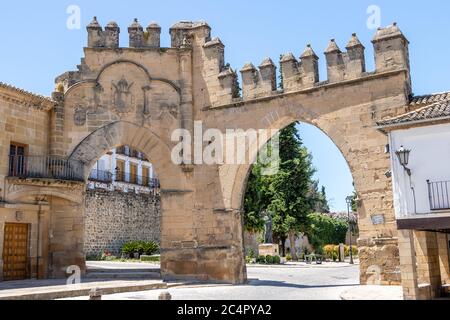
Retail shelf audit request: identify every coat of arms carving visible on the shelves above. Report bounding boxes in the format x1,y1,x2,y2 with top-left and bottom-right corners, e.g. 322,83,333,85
112,77,134,113
74,106,87,126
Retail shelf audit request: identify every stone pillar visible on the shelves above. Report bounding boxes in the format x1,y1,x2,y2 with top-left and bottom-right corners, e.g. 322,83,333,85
48,191,86,278
414,230,442,299
398,229,419,300
437,233,450,285
37,204,50,279
49,91,65,156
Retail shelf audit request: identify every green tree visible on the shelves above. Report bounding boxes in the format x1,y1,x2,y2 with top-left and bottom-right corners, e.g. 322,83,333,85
267,123,316,256
243,122,330,258
308,181,330,213
243,163,272,233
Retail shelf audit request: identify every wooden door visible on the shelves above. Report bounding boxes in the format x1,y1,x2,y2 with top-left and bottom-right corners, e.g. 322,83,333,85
2,223,29,280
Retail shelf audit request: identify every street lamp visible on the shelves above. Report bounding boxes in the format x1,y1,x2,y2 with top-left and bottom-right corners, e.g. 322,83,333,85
395,146,411,176
345,195,354,265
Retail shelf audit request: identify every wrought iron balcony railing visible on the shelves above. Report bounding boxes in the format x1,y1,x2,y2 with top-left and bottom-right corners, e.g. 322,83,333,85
114,172,160,189
89,169,113,183
427,180,450,211
8,155,84,182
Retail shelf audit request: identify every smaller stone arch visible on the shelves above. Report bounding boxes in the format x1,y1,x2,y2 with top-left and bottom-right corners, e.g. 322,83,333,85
68,120,185,190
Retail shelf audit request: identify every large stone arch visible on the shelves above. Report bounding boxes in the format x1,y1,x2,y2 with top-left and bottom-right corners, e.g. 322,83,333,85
227,113,356,213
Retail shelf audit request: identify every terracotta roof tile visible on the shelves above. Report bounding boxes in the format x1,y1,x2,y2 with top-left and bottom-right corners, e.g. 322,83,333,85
0,81,53,104
377,93,450,127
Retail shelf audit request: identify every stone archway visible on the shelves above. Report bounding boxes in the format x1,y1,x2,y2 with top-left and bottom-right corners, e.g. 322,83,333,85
67,120,197,280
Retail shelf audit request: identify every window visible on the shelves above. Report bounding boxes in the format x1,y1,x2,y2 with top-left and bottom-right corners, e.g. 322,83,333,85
9,143,27,176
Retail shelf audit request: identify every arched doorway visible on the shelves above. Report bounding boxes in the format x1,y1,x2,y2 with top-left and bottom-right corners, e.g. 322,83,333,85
239,120,357,271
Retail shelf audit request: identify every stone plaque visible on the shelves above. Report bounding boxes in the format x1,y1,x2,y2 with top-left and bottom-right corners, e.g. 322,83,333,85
371,214,385,225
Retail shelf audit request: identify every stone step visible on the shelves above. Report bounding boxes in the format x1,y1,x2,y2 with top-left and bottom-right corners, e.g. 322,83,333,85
84,272,161,280
87,267,160,274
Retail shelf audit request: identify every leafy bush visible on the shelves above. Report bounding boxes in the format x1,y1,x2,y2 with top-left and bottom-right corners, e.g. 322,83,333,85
247,248,255,259
307,213,349,251
140,254,160,262
273,255,281,264
141,241,159,255
265,255,274,264
256,255,266,264
121,241,159,256
286,253,292,261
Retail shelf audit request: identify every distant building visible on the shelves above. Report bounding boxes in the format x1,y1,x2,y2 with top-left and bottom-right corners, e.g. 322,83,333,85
88,145,159,195
83,145,161,256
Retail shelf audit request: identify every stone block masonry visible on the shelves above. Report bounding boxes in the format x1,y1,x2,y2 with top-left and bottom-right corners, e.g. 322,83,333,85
84,189,161,256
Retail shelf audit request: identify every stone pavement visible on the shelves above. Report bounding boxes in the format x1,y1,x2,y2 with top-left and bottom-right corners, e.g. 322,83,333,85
0,279,167,300
340,285,403,300
247,260,359,269
61,264,361,300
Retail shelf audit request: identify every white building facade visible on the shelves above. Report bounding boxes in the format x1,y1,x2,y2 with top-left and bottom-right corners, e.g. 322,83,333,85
377,94,450,299
88,145,159,194
389,123,450,218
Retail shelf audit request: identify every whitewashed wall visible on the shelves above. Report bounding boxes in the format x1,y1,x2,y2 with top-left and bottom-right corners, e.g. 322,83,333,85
390,123,450,218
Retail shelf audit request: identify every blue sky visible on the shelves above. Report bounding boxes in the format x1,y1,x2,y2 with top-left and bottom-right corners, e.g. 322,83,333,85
1,0,449,210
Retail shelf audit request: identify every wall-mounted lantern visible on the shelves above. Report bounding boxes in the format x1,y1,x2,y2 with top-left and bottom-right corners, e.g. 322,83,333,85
395,146,411,176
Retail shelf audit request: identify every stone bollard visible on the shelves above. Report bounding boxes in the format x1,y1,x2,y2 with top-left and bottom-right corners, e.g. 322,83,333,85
339,243,345,262
158,291,172,300
89,287,102,300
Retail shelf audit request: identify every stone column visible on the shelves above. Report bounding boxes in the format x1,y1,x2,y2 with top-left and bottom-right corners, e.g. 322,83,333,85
398,229,419,300
414,230,442,299
437,233,450,285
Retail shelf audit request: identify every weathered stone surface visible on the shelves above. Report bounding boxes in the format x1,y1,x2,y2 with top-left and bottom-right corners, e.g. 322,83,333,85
84,189,160,256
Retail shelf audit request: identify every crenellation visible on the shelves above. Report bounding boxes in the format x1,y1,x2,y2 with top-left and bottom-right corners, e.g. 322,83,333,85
86,17,105,48
280,52,299,91
145,22,161,48
240,58,276,99
299,44,320,88
345,33,366,79
240,62,258,99
217,67,239,105
170,21,211,48
324,39,345,82
258,58,277,93
104,21,120,48
128,18,144,48
372,23,410,74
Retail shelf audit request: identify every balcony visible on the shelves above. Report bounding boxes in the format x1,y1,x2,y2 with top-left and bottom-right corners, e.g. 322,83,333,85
89,169,112,183
8,155,84,182
397,180,450,231
427,180,450,211
115,146,148,161
114,172,160,189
